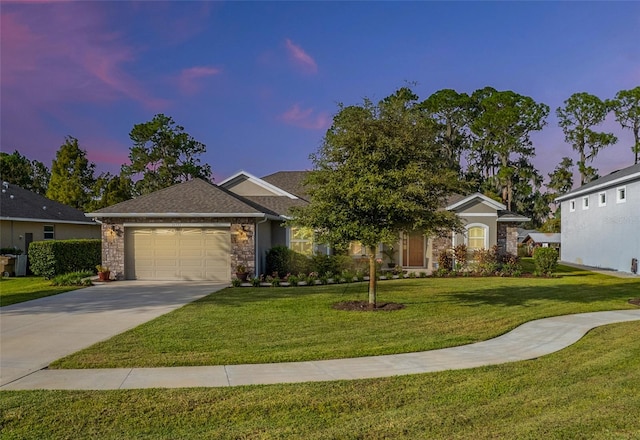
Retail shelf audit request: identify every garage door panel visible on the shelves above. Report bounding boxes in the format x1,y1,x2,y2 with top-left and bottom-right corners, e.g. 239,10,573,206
125,227,230,281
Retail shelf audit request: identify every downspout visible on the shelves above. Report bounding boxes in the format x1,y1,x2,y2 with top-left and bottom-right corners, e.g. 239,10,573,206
255,217,269,277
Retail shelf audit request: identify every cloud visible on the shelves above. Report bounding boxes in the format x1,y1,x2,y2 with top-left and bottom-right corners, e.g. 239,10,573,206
279,104,330,130
285,38,318,74
177,66,222,95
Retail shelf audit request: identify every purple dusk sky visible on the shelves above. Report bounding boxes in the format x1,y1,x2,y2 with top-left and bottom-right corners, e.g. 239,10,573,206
1,1,639,184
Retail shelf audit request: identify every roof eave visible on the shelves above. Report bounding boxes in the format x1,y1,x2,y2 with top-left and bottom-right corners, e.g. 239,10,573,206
556,171,640,202
1,216,98,226
219,170,299,199
85,212,281,220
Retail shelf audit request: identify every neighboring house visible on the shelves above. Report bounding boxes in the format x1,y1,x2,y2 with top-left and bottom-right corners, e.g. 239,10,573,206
555,163,640,275
522,232,561,256
89,171,531,282
0,182,100,255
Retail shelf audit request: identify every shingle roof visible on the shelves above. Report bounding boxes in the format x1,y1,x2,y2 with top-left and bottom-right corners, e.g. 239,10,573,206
88,179,269,217
0,183,96,224
557,162,640,201
497,210,531,223
523,232,561,244
261,171,310,200
241,196,308,217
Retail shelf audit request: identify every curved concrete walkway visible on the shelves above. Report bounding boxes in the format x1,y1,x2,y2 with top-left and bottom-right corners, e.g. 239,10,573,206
2,309,639,390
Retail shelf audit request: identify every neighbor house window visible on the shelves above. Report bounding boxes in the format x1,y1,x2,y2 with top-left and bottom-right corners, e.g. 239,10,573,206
289,227,314,256
466,225,487,251
598,192,607,207
617,186,627,203
44,225,55,240
582,196,589,210
569,200,576,212
349,241,369,256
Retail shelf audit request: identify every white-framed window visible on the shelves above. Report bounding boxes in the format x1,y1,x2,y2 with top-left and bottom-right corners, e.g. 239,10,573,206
569,200,576,212
466,224,488,251
598,191,607,207
582,196,589,210
289,227,314,256
349,241,369,256
44,225,55,240
617,186,627,203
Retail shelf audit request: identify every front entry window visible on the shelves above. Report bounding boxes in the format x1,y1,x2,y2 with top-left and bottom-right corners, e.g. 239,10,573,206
289,227,314,256
467,226,487,251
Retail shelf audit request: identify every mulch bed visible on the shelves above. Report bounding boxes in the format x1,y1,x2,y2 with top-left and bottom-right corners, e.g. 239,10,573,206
629,298,640,307
332,300,405,312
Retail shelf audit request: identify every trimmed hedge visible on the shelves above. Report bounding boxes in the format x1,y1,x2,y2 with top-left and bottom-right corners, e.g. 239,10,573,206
533,246,559,276
29,239,101,279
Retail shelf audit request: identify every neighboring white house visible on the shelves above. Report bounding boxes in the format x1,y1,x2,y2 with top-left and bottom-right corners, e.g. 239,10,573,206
556,163,640,275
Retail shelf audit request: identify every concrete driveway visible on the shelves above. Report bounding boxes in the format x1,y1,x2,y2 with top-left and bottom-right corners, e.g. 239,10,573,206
0,281,226,387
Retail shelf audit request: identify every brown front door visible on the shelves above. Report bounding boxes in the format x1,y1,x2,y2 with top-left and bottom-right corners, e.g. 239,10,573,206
403,231,425,267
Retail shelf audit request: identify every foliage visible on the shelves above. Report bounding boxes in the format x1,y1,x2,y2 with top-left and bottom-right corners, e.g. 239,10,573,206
265,246,310,278
46,136,96,210
533,247,559,276
539,217,561,233
87,172,133,211
123,114,212,196
0,150,49,195
0,247,23,255
472,245,500,275
453,244,468,271
547,157,574,205
231,278,242,287
499,253,522,277
290,87,464,305
50,271,94,286
437,249,453,272
556,92,617,185
609,86,640,164
28,239,101,279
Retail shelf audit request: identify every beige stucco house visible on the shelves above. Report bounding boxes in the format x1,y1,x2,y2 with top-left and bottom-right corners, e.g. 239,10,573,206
0,183,100,255
88,171,529,282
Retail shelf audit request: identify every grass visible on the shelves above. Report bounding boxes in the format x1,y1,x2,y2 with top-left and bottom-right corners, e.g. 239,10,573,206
0,276,85,307
52,264,640,368
2,321,639,439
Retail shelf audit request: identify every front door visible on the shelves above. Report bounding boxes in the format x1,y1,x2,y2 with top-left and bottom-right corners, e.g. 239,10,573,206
403,231,425,267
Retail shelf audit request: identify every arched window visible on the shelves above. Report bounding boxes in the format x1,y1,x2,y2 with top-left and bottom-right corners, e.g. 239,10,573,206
467,225,487,251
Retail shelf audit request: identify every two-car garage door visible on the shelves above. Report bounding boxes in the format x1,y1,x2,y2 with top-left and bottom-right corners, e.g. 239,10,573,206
125,227,230,282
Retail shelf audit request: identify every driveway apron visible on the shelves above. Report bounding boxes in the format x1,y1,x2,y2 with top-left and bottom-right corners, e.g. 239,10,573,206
0,281,225,387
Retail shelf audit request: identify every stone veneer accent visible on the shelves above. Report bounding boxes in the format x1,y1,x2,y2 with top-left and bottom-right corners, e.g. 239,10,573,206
431,235,453,270
100,217,257,281
497,222,519,256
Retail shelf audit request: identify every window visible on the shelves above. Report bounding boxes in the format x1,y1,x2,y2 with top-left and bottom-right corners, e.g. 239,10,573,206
44,225,54,240
467,225,487,251
569,200,576,212
598,192,606,207
289,227,314,256
582,196,589,210
617,186,627,203
349,241,369,256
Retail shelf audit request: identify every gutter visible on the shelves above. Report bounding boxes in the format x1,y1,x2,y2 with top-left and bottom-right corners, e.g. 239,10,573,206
85,212,282,221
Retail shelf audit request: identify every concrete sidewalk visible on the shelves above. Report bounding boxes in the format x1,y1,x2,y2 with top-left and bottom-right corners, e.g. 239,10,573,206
1,281,226,387
3,309,639,390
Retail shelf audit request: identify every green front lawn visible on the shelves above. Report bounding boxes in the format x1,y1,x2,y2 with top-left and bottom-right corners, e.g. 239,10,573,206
3,321,639,439
53,264,640,368
0,277,85,307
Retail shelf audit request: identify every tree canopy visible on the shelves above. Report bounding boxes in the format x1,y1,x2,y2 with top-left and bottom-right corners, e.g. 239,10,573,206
0,150,49,195
45,136,96,210
291,88,464,305
609,86,640,164
123,114,212,196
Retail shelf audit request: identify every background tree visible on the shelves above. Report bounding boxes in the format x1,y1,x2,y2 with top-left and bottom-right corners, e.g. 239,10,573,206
609,86,640,164
87,172,133,212
290,88,463,306
420,89,472,175
556,92,617,185
468,87,549,211
46,137,96,210
123,114,212,195
547,157,574,208
0,150,50,194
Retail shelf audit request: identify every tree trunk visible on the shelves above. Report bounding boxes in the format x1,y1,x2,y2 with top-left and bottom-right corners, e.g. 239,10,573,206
368,248,377,307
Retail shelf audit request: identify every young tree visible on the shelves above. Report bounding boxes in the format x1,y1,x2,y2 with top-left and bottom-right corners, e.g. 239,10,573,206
87,172,133,212
547,157,574,208
556,92,617,185
123,114,212,195
468,87,549,211
290,88,463,306
46,137,96,210
420,89,472,175
609,86,640,164
0,150,50,194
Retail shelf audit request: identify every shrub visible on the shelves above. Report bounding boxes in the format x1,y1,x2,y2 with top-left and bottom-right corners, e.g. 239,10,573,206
453,244,468,271
533,247,559,276
265,246,310,278
472,246,499,276
231,278,242,287
437,250,453,272
0,247,23,255
499,253,522,277
29,239,101,279
50,271,94,286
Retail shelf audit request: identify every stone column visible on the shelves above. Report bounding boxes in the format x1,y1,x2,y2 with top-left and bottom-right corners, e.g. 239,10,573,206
230,221,255,278
102,222,125,280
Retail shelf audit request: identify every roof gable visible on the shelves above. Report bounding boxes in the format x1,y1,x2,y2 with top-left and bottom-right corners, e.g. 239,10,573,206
219,171,299,199
87,178,270,218
261,171,310,200
556,162,640,202
0,183,96,224
446,193,506,212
